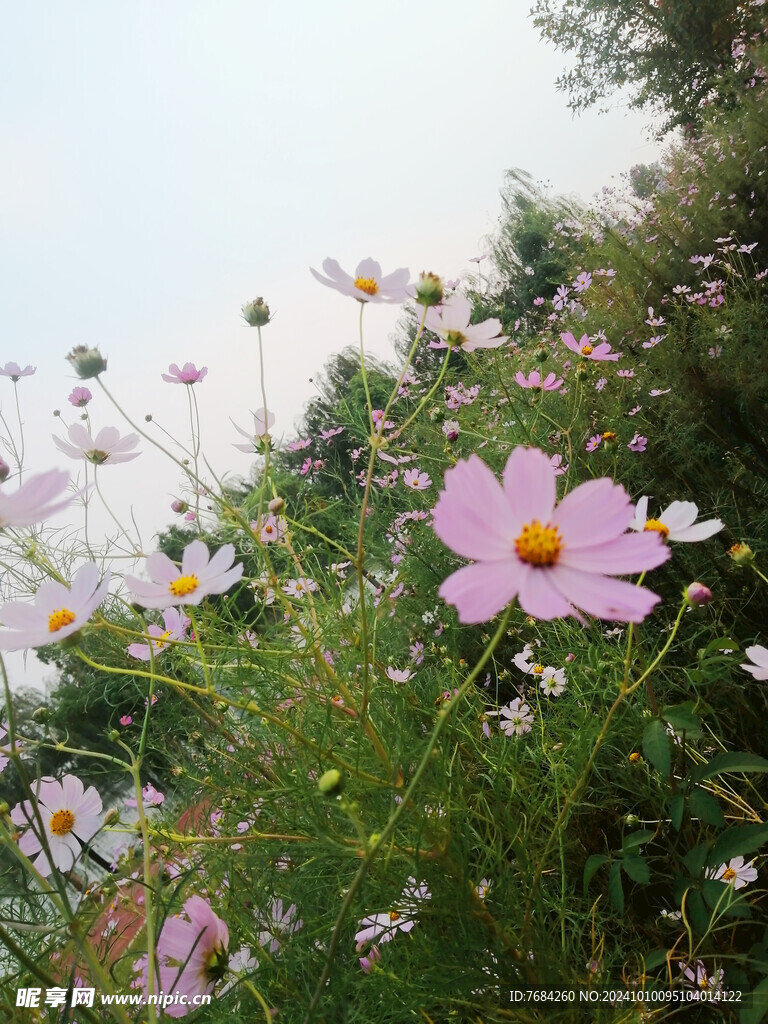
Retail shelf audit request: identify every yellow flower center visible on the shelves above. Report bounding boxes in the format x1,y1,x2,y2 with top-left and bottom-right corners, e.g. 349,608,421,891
699,977,710,990
601,431,617,441
445,330,468,348
169,574,199,597
295,582,304,591
629,752,642,763
643,519,670,537
265,524,274,535
581,344,593,355
50,809,75,836
155,629,174,651
48,608,76,633
515,520,563,566
722,867,737,882
354,276,379,296
533,664,544,674
389,911,400,922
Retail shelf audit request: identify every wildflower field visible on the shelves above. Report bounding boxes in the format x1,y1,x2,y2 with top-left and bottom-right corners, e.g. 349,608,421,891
3,6,768,1024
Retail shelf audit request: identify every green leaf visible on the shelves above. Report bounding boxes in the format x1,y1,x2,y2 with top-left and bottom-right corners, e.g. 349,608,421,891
608,859,624,913
740,975,768,1024
687,889,709,935
643,949,670,971
663,704,702,737
698,636,738,660
622,854,650,884
622,829,655,851
689,787,725,828
643,719,671,777
683,842,709,878
692,752,768,783
583,854,610,894
669,793,685,831
709,824,768,867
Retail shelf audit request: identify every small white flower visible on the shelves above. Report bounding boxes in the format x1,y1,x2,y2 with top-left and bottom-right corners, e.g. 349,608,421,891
630,497,723,542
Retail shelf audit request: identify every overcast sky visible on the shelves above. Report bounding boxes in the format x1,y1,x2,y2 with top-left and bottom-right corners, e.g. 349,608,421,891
1,1,661,690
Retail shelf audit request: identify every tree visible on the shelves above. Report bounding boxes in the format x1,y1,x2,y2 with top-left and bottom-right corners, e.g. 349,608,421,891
530,0,762,134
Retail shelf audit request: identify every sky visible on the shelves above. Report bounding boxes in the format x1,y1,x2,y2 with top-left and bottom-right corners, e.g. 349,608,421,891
0,0,662,690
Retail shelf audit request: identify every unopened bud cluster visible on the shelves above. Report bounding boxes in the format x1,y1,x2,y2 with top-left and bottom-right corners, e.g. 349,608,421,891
242,297,272,327
66,346,108,379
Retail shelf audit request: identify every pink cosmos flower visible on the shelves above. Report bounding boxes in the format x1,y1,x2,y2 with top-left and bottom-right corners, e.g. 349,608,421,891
649,388,671,396
0,563,110,651
68,386,92,407
629,497,723,542
310,258,412,304
119,715,132,726
515,370,563,391
431,446,669,624
161,362,208,385
741,645,768,680
586,435,601,452
127,607,190,660
0,469,72,529
53,424,140,465
126,782,165,808
252,514,286,543
573,271,592,293
627,434,647,452
403,468,431,490
11,774,103,876
151,896,229,1016
560,331,621,362
287,437,312,451
386,666,413,684
320,426,344,443
425,294,507,352
617,369,634,378
300,457,312,476
550,454,568,476
0,362,35,380
231,408,275,452
125,540,243,609
595,377,607,392
679,961,723,995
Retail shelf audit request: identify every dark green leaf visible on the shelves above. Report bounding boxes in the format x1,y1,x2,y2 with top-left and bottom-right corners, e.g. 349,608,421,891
683,842,709,878
583,854,610,894
740,975,768,1024
687,890,709,934
622,829,655,851
663,705,702,737
689,787,725,827
643,949,670,971
709,825,768,867
608,859,624,914
669,793,685,831
622,854,650,884
643,719,671,777
692,752,768,783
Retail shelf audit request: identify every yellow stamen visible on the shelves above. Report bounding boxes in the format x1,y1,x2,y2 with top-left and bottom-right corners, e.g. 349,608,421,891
515,520,563,566
50,809,75,836
601,431,617,441
581,344,593,355
354,276,379,296
643,519,670,537
169,574,199,597
48,608,76,633
445,330,468,348
155,628,174,651
629,752,642,763
532,664,544,674
389,911,400,922
722,867,737,882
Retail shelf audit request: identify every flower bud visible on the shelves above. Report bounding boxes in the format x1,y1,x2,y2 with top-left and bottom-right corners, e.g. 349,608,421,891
32,706,50,722
0,457,9,483
414,271,444,307
317,768,343,796
108,729,120,742
66,346,108,379
242,297,271,327
600,431,618,445
565,653,575,663
534,345,549,364
171,499,188,514
728,541,754,564
103,808,120,826
0,801,9,816
685,582,713,607
624,814,640,827
268,496,285,513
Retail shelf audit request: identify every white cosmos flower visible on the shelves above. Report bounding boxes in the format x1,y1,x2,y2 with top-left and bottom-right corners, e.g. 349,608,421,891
11,774,103,876
53,424,140,465
0,563,110,651
741,645,768,680
125,540,244,609
629,496,724,542
425,294,507,352
310,257,412,304
707,856,758,890
231,408,276,453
